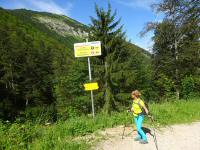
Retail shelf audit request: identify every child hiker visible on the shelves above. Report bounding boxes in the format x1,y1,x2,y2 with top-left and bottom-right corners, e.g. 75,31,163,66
131,90,149,144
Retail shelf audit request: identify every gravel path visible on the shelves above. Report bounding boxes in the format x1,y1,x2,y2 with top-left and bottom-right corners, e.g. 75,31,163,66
95,121,200,150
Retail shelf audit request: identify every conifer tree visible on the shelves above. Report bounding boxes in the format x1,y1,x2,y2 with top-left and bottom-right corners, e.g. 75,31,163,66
89,4,126,113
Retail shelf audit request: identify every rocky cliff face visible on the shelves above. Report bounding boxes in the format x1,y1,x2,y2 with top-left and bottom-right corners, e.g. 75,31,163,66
36,16,88,38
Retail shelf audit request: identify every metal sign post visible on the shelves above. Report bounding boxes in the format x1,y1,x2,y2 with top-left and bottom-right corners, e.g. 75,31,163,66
86,38,95,119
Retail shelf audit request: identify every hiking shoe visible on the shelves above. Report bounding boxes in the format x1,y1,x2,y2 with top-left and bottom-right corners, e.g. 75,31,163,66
140,140,148,144
134,137,141,141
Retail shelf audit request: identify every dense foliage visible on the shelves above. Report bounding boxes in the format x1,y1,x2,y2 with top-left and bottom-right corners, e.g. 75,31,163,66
0,8,62,121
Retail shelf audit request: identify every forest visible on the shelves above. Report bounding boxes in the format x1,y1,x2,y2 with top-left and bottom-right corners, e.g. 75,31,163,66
0,0,199,149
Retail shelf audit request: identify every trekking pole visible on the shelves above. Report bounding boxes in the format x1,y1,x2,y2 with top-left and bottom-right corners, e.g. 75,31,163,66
148,115,159,150
122,109,132,139
122,110,129,139
122,122,126,139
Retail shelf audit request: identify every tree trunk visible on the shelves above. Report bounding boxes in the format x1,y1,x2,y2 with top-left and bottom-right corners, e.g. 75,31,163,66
25,97,29,107
174,39,180,100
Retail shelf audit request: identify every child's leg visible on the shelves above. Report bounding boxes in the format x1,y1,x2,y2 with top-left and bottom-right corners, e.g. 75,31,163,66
134,117,142,139
137,115,147,141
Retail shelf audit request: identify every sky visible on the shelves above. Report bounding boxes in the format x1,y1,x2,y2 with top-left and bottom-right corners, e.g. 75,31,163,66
0,0,163,51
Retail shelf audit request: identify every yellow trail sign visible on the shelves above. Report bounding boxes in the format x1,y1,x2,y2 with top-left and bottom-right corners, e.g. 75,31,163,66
84,82,99,91
74,41,101,57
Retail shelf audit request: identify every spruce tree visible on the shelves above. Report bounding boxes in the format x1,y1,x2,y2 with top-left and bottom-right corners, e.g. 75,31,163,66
89,4,126,114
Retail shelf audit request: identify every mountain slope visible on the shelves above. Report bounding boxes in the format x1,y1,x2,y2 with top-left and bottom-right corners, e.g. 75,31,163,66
7,9,86,52
10,9,88,38
8,8,150,58
0,7,152,120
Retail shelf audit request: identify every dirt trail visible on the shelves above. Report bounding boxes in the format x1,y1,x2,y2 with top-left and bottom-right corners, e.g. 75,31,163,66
94,121,200,150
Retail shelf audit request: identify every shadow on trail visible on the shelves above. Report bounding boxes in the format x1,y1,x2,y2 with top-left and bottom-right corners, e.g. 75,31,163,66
142,127,154,137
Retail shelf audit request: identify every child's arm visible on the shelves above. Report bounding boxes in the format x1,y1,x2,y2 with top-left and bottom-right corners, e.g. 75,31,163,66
143,105,149,115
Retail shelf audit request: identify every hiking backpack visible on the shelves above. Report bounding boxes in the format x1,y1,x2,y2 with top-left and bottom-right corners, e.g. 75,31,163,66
137,99,149,115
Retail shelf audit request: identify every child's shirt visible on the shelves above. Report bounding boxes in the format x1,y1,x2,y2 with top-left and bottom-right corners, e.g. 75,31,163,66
132,98,145,117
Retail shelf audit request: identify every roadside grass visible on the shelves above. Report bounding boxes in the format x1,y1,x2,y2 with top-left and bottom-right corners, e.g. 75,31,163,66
148,98,200,126
0,98,200,149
